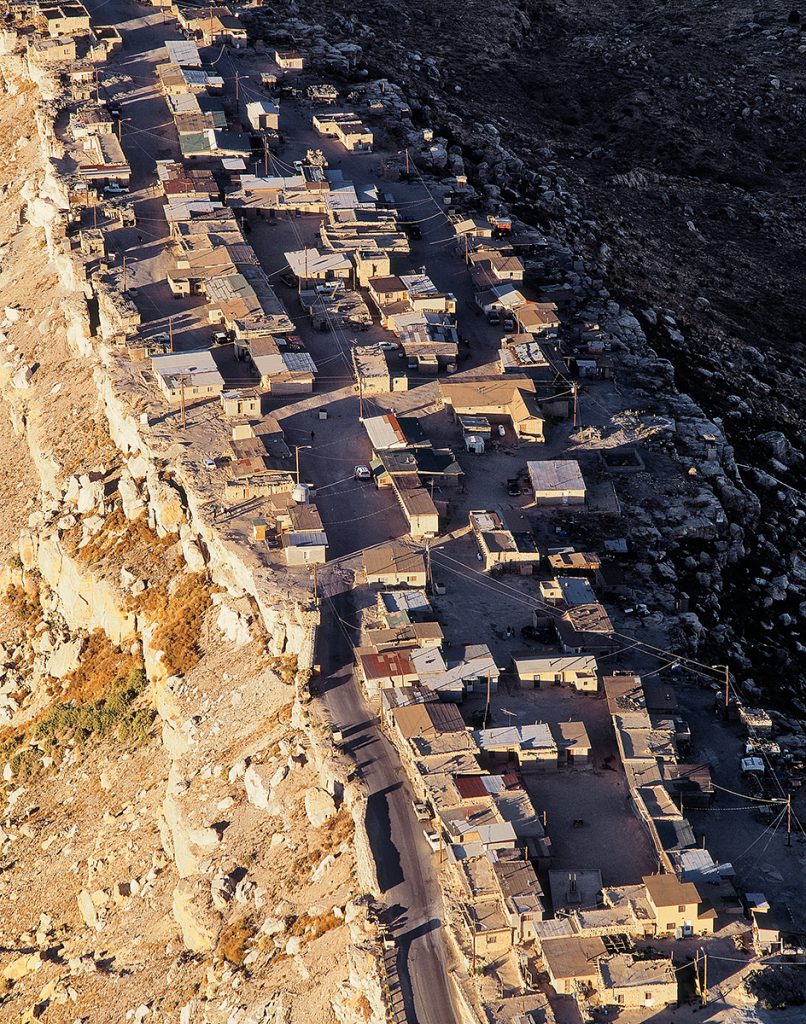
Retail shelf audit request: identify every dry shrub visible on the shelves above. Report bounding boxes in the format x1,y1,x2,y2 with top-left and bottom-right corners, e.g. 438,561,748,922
355,995,373,1021
149,572,213,676
268,654,298,685
60,630,142,704
218,916,254,966
287,910,341,940
4,583,43,630
321,808,355,850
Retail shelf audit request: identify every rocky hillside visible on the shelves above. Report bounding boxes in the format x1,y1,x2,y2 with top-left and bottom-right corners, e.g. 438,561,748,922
0,44,385,1024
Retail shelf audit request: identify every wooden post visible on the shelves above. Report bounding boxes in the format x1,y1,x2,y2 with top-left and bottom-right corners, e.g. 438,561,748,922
701,951,707,1006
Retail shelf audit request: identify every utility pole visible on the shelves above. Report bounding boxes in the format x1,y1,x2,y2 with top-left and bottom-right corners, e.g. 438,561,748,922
263,136,269,176
425,538,432,592
701,950,708,1007
94,68,100,103
295,444,311,483
312,562,319,609
787,792,792,847
179,376,187,428
572,382,579,429
169,315,174,352
122,254,127,292
724,663,730,712
404,147,410,177
482,673,491,729
464,232,469,267
358,372,364,421
235,70,240,102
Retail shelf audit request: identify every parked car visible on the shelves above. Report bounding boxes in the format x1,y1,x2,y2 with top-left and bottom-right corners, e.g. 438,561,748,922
506,478,521,496
103,183,128,195
211,331,228,345
503,316,517,332
379,341,399,351
486,310,501,325
354,465,372,481
280,272,297,288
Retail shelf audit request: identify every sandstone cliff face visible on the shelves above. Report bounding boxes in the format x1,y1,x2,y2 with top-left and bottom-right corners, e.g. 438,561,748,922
0,43,386,1024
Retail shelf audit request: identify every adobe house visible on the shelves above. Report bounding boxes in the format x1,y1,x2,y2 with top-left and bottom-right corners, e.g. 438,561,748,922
642,874,715,937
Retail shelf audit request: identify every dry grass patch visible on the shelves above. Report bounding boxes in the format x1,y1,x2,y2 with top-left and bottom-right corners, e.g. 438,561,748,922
218,915,254,967
59,630,142,705
0,661,154,782
148,573,214,676
70,508,176,567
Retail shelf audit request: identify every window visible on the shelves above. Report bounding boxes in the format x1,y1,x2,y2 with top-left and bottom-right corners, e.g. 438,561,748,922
665,922,674,932
486,935,497,946
678,905,686,912
645,993,652,1001
616,995,624,1005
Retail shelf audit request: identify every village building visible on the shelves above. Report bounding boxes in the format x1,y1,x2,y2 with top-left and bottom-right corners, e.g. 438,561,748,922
439,379,545,442
642,874,715,937
474,724,558,770
151,350,224,402
275,48,304,70
539,935,607,996
555,603,614,654
527,460,587,506
352,345,394,396
549,868,604,913
512,654,599,692
469,510,541,574
245,99,280,132
313,111,374,152
546,549,601,576
363,544,427,588
597,955,677,1010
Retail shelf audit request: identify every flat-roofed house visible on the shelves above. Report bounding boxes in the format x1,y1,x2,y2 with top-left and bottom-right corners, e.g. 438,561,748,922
527,460,586,505
363,544,427,587
245,100,280,131
474,724,557,769
597,955,677,1010
469,510,540,574
555,603,614,655
151,350,224,402
275,48,304,70
539,935,607,996
512,654,599,692
356,648,417,695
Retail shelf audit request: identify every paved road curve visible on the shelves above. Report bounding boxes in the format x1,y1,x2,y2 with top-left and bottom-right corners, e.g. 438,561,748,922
316,579,457,1024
